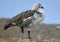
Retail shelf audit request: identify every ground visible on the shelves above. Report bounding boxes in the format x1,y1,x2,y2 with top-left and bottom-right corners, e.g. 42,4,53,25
0,18,60,42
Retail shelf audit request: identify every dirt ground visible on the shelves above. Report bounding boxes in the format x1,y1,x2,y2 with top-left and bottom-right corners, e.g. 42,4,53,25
0,38,60,42
0,18,60,42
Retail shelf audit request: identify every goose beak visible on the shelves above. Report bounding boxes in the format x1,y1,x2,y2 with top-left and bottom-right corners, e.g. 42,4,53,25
39,6,44,9
41,7,44,9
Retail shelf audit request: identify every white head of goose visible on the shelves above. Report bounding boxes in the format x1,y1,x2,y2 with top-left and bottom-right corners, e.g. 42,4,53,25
32,3,45,24
4,3,45,34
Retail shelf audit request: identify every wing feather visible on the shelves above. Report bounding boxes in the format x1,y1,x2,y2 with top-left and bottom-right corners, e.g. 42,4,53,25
8,10,36,25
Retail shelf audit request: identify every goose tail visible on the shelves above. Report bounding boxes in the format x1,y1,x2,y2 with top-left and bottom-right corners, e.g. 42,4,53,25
4,23,11,30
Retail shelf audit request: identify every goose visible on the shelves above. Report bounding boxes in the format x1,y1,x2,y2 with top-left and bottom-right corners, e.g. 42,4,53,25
4,3,45,39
